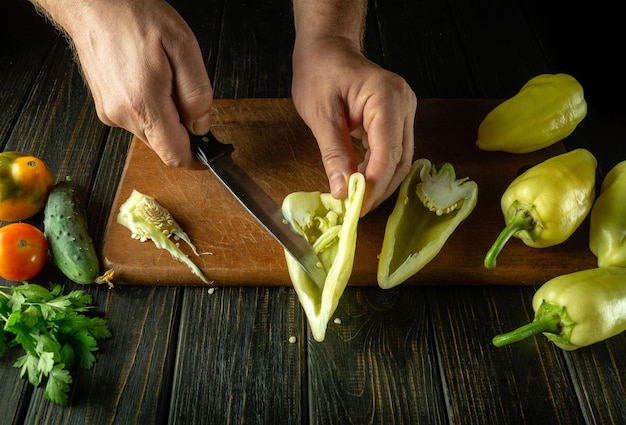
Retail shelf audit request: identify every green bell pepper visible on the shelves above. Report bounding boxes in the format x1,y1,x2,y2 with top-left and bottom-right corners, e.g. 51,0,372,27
377,159,478,289
493,267,626,350
281,172,365,342
589,160,626,267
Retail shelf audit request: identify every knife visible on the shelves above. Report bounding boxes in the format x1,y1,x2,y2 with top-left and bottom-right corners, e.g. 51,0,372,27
190,132,327,289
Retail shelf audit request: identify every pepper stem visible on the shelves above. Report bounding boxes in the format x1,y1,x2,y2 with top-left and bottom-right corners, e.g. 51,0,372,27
492,315,561,347
492,301,574,347
483,202,536,269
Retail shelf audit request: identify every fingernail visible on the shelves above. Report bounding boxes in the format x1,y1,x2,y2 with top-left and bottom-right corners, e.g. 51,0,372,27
191,113,211,135
330,172,346,197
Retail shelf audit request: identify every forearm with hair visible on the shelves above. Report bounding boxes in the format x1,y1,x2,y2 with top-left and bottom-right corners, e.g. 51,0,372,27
27,0,85,37
292,0,367,50
26,0,91,80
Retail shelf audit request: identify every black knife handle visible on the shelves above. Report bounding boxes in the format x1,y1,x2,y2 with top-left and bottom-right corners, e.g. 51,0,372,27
190,132,235,165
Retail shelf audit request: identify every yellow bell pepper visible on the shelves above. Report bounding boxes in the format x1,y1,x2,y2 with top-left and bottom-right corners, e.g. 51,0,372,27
476,73,587,153
281,173,365,342
589,160,626,267
493,267,626,351
484,148,596,269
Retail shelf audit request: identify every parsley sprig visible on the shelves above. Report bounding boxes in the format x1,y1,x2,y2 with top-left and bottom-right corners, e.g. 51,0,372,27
0,282,112,406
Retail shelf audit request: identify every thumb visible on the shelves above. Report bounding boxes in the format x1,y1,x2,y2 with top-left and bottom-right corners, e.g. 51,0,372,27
312,115,358,199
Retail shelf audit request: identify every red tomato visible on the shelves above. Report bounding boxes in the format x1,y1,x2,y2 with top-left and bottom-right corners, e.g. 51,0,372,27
0,223,48,281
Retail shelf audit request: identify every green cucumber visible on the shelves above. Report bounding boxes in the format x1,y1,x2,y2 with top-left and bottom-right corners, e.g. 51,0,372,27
44,176,100,284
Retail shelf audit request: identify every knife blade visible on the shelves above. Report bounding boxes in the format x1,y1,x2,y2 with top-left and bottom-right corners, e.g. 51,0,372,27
190,132,327,288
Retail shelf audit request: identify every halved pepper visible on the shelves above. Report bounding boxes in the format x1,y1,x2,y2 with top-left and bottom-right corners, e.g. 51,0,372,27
377,159,478,289
281,172,365,342
589,160,626,267
484,148,596,269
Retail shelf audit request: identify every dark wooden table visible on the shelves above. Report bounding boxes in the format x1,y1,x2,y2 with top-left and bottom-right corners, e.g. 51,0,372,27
2,0,626,424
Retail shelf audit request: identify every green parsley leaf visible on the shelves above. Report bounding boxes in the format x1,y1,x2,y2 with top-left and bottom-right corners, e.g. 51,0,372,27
65,290,94,311
15,352,42,386
87,317,113,340
15,283,55,301
7,290,26,311
6,313,38,354
21,305,42,328
45,364,72,406
59,343,76,371
68,330,97,369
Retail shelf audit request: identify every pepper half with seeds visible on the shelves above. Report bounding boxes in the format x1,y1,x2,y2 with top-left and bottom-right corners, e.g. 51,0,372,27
377,159,478,289
281,172,365,342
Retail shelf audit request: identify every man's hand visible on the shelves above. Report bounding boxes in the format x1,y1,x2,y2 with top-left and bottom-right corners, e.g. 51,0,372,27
32,0,213,167
292,0,417,215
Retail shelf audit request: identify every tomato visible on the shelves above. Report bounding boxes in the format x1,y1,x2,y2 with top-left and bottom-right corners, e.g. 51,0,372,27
0,152,55,222
0,223,48,281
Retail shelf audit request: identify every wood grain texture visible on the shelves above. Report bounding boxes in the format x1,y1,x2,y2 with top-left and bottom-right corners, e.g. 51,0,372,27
102,98,597,286
169,286,305,424
213,0,294,98
308,286,447,424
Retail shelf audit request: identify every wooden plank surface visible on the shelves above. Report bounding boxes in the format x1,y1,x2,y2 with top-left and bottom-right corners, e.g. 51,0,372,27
102,98,597,286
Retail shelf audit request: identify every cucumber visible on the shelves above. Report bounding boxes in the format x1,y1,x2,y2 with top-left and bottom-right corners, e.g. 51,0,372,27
44,176,100,284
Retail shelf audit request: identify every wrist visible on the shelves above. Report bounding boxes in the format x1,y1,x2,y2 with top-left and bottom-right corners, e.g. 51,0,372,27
292,0,366,51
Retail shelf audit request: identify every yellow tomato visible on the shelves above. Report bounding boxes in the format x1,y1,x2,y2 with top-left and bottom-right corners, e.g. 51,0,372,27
0,152,55,222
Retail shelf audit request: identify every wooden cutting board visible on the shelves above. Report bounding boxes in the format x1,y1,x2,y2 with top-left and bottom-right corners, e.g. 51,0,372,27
101,98,597,286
